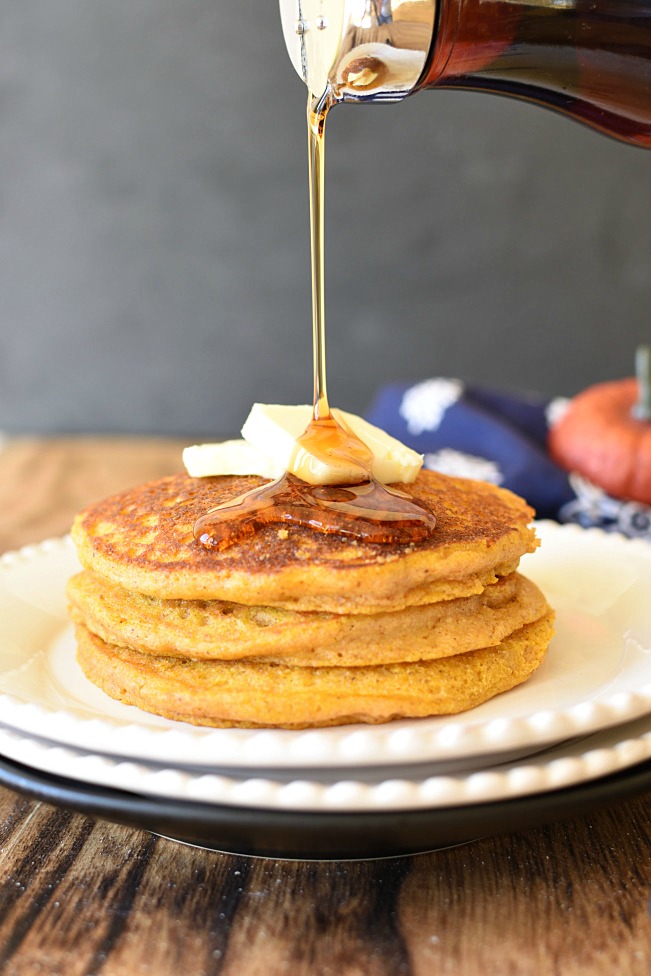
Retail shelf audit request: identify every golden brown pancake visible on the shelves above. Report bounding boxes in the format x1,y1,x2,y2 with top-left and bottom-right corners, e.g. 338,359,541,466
75,613,554,729
68,570,550,667
69,467,553,728
70,470,538,613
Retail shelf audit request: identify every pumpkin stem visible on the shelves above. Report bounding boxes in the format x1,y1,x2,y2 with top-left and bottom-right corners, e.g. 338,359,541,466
633,345,651,421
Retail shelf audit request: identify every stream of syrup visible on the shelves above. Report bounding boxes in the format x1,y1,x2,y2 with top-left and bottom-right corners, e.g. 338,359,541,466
194,91,436,552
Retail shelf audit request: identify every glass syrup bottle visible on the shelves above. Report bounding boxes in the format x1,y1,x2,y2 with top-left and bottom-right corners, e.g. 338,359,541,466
280,0,651,148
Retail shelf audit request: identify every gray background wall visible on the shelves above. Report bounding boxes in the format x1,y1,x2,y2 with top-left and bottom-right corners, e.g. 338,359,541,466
1,1,649,438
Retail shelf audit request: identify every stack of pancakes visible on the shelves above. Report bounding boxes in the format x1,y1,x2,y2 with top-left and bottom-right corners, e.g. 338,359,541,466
68,469,554,729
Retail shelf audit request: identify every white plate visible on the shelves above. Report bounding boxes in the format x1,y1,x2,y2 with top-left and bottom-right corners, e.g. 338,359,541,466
1,524,651,771
1,710,651,812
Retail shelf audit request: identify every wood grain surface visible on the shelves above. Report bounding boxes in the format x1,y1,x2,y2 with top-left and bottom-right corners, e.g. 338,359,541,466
0,438,650,976
0,437,185,552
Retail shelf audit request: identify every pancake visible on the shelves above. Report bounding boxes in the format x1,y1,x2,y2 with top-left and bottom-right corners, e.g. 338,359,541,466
70,469,538,613
74,612,554,729
67,570,550,667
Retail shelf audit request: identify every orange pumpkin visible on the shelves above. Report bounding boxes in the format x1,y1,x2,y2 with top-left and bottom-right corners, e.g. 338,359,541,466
548,377,651,505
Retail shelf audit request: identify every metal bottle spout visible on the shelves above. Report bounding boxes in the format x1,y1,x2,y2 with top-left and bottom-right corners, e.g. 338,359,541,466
279,0,437,102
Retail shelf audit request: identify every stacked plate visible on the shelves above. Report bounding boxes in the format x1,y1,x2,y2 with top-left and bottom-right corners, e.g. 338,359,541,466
1,522,651,860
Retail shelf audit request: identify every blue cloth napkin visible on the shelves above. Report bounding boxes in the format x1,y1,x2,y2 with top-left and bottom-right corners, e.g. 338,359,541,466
365,377,651,539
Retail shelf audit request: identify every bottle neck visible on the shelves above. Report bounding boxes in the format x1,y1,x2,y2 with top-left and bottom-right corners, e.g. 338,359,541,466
279,0,437,102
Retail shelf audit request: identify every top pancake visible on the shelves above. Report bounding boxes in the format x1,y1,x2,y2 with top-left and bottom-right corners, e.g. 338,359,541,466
70,469,538,613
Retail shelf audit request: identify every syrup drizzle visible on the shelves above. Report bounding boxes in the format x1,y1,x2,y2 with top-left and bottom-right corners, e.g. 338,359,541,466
194,90,436,552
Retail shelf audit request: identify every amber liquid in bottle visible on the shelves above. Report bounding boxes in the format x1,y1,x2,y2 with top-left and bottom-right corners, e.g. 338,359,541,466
421,0,651,147
195,92,436,552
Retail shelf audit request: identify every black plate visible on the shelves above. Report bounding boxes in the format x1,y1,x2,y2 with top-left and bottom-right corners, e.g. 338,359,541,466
2,753,651,859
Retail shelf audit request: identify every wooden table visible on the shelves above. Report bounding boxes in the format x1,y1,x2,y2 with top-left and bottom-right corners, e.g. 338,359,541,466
1,437,650,975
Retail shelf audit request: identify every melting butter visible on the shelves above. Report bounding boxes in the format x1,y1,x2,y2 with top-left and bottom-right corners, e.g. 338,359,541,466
184,404,423,486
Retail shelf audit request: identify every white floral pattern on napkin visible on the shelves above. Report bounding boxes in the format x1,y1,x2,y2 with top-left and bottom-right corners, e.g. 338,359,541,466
399,378,464,435
424,448,504,485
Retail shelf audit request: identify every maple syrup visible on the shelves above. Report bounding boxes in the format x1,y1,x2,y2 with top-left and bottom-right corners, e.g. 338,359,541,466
195,91,436,552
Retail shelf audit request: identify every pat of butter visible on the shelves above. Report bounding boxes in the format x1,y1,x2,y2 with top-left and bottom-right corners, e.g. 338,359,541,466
182,439,284,480
183,404,423,485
